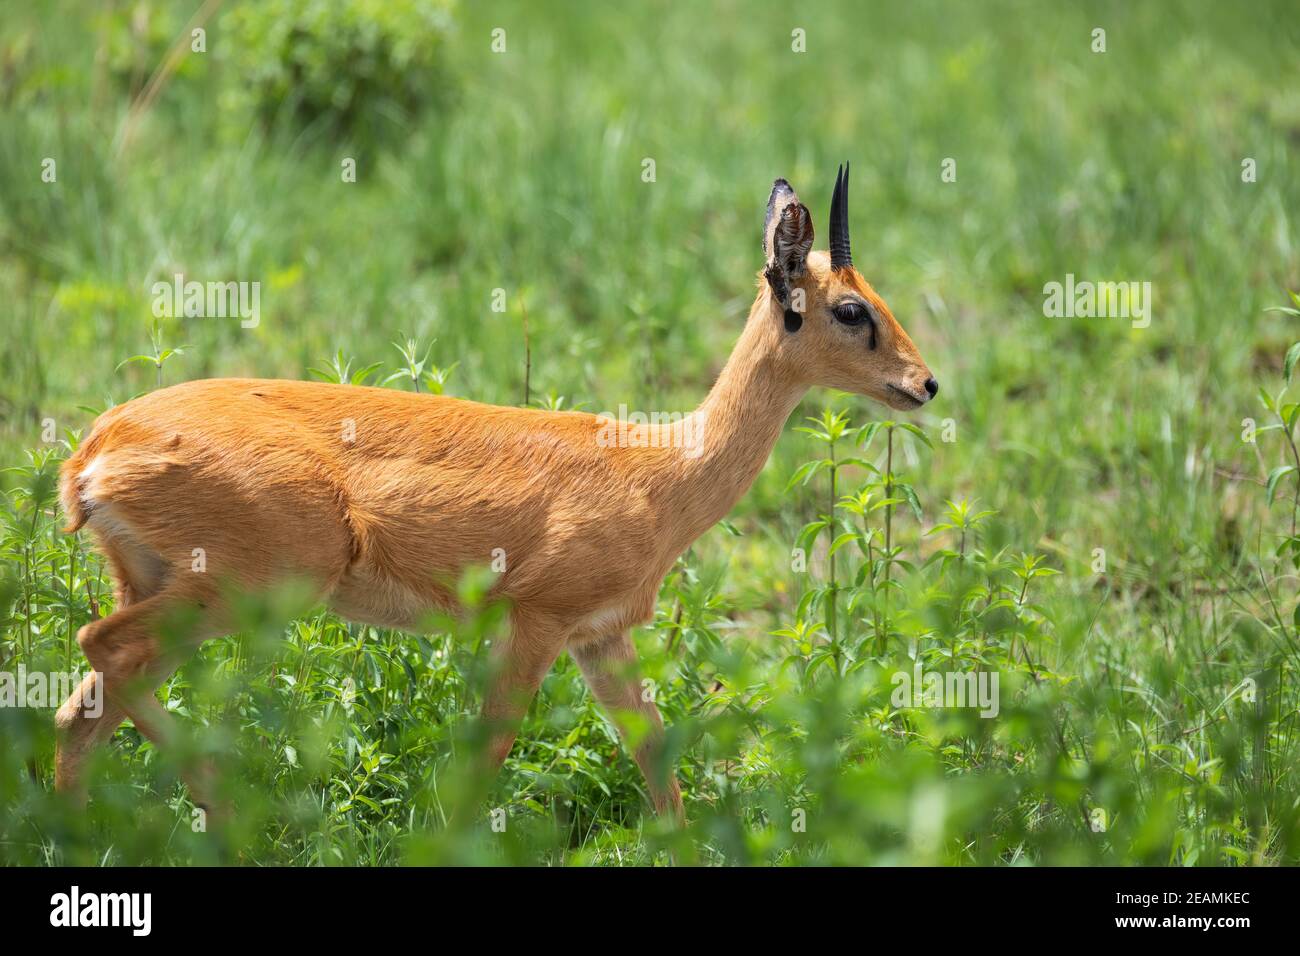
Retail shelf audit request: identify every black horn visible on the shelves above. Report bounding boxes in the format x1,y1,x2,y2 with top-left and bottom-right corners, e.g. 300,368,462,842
828,162,852,270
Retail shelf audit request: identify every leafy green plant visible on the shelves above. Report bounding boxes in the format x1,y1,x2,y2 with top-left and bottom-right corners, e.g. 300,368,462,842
307,348,384,387
116,320,189,391
383,336,458,394
1258,291,1300,539
225,0,458,139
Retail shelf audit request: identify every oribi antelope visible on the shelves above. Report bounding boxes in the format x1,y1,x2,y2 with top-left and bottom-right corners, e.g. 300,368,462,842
55,165,937,821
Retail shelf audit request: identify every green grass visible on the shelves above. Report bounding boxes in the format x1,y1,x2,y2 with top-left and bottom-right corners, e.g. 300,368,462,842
1,0,1299,865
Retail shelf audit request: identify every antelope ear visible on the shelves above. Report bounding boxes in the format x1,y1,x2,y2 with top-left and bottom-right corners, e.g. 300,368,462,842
762,178,814,306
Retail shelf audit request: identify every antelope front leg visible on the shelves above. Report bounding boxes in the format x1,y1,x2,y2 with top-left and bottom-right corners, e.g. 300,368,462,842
571,631,684,824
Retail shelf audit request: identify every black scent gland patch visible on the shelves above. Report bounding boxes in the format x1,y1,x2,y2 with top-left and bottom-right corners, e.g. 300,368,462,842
784,309,803,332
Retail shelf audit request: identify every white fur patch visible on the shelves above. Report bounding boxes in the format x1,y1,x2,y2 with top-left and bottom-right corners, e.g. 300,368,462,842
574,605,635,641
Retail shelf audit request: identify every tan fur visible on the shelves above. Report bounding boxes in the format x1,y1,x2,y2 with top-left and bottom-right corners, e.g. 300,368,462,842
55,214,933,822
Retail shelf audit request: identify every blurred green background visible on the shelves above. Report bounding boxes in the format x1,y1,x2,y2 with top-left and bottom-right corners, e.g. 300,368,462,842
1,0,1299,865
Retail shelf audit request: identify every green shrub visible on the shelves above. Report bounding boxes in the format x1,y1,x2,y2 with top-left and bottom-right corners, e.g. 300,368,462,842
225,0,457,138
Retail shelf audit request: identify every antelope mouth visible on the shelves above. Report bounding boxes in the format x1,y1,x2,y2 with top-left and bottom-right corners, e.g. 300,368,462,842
887,384,926,409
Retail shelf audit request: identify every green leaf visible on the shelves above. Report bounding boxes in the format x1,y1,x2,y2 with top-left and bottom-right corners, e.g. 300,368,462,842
351,361,385,385
895,482,924,522
895,422,933,448
795,589,818,620
796,518,830,551
1266,465,1296,505
855,421,883,450
1286,342,1300,383
116,354,160,370
786,459,829,490
834,456,880,475
828,532,860,556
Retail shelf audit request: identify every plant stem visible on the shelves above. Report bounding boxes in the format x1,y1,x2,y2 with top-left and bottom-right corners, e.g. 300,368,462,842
66,537,76,670
827,434,839,672
867,519,881,653
880,425,894,654
1283,426,1300,539
521,298,532,407
884,425,894,585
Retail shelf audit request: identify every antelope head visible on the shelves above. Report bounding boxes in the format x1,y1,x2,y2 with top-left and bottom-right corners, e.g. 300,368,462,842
761,164,938,410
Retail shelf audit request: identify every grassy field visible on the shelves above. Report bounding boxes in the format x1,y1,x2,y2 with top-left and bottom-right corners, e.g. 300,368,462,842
2,0,1299,865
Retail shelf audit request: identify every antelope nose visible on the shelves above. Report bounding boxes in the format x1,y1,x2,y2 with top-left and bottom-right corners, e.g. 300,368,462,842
924,377,939,398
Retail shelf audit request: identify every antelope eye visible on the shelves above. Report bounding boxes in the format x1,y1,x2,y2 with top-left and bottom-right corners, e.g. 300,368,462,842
832,300,878,349
833,301,871,326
